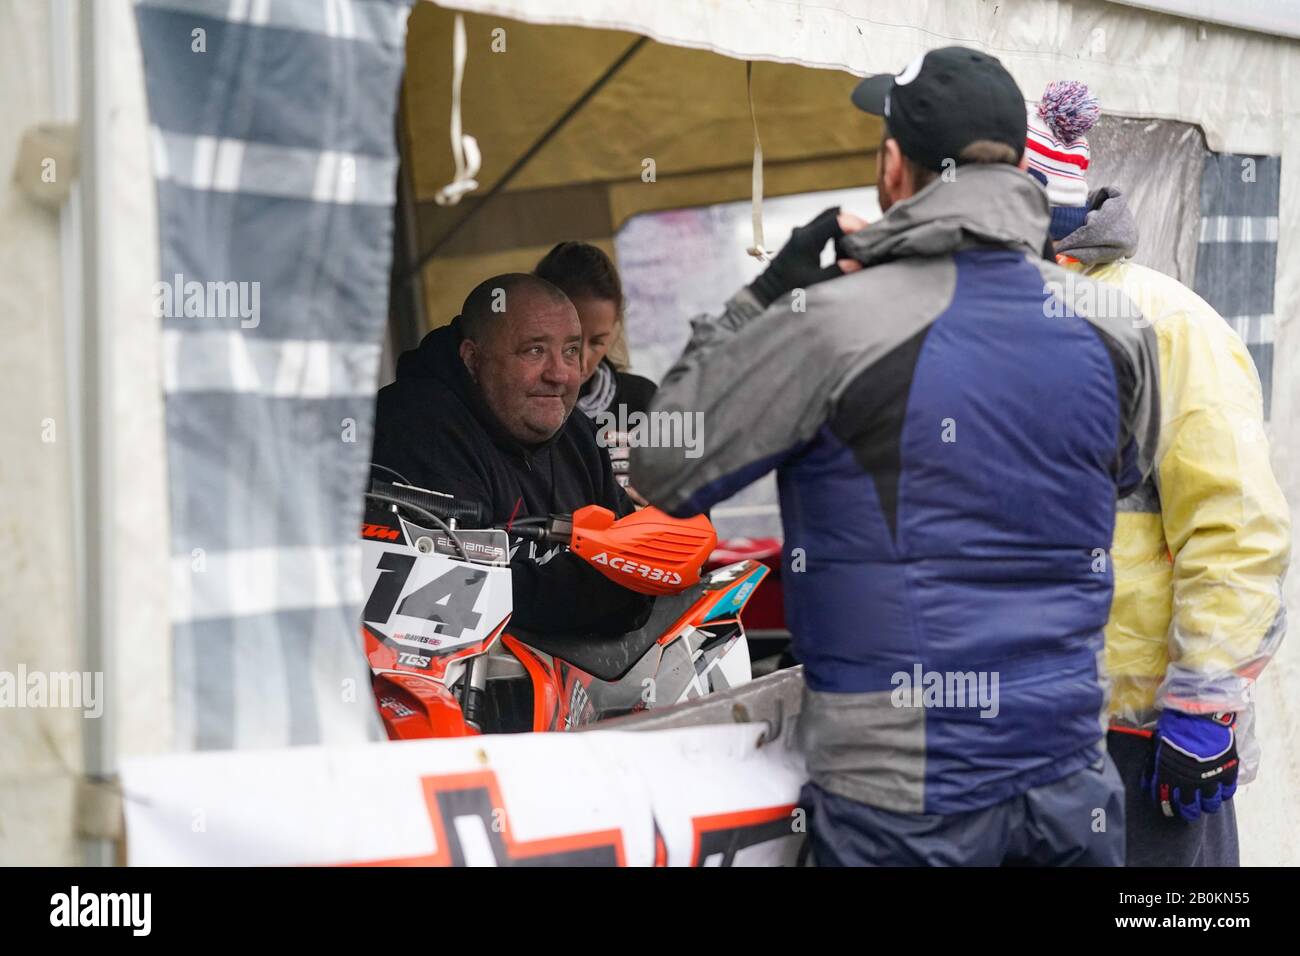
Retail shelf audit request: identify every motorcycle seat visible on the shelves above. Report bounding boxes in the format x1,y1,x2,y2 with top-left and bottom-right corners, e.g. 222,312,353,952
508,587,701,682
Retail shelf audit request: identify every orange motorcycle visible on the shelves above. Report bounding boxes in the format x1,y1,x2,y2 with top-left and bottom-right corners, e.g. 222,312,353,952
362,479,768,738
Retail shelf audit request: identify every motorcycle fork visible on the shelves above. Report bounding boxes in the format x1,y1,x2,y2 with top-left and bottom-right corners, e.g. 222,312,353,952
460,655,488,732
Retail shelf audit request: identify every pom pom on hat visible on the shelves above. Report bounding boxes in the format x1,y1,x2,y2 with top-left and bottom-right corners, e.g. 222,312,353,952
1025,80,1097,220
1037,80,1100,143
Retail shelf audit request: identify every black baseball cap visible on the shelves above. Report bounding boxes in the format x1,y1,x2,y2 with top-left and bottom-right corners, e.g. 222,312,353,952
851,46,1026,172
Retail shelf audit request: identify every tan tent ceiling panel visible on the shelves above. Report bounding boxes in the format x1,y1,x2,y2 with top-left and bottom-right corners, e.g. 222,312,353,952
405,5,631,199
405,4,878,200
605,153,878,228
401,3,881,331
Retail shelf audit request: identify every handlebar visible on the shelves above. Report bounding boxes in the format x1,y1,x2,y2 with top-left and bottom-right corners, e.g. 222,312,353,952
365,478,716,596
369,480,488,528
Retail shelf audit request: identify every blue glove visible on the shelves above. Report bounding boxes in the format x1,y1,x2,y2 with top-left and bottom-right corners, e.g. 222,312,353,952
1142,710,1239,821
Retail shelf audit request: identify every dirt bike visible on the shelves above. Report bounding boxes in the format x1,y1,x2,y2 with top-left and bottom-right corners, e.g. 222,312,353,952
361,479,769,738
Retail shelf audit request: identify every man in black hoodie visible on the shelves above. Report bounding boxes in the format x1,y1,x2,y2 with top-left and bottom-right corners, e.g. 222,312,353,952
371,273,652,637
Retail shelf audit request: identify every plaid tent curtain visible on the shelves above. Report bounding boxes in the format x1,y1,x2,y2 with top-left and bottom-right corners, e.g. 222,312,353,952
1194,153,1281,420
135,0,412,749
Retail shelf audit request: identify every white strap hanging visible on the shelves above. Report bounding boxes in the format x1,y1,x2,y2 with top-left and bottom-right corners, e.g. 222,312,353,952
745,62,770,262
434,13,481,206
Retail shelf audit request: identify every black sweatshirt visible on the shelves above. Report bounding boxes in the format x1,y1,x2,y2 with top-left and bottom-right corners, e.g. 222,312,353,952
371,320,654,636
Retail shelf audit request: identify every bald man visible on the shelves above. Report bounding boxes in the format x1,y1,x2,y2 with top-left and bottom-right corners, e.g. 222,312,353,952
371,273,652,637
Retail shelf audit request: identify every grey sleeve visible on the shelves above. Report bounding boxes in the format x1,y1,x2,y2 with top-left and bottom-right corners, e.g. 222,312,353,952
631,286,839,515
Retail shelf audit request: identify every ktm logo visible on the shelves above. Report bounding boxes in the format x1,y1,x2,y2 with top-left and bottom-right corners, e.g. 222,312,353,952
362,523,400,541
590,551,682,586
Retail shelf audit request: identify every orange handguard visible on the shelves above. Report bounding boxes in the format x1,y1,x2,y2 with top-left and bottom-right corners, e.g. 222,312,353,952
568,505,717,596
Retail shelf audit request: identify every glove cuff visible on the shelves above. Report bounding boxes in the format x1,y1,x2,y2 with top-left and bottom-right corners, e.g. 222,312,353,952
747,272,784,310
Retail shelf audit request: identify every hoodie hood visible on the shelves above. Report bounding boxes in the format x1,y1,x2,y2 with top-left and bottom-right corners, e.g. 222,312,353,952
394,318,566,460
1053,186,1139,265
839,163,1051,268
395,319,467,383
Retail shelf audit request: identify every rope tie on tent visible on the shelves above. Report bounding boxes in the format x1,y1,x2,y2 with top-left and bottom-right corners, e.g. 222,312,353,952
745,62,771,262
434,13,481,206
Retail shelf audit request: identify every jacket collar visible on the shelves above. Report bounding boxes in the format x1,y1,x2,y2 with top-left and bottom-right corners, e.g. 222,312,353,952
840,163,1051,267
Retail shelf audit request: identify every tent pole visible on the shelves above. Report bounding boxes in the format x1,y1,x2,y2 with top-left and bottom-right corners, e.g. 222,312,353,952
401,35,649,283
387,81,428,359
77,0,116,867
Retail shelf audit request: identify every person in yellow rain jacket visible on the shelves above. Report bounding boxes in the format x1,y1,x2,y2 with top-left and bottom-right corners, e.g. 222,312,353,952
1027,81,1291,866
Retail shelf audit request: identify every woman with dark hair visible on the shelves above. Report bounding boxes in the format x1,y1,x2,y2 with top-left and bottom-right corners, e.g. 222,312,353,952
534,241,657,420
535,242,657,504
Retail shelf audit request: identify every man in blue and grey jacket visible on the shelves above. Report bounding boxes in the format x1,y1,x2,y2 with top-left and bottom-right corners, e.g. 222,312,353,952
633,46,1161,866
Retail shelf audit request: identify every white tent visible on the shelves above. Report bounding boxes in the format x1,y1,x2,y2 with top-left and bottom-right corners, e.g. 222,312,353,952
2,0,167,865
2,0,1297,865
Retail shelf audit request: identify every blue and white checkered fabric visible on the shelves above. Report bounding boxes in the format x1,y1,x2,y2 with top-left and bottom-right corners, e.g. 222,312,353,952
135,0,412,749
1195,154,1281,419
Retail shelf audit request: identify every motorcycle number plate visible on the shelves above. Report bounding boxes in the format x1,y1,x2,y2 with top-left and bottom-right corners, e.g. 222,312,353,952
361,536,512,653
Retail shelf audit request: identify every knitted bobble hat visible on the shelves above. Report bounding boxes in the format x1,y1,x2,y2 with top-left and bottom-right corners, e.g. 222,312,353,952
1025,80,1101,240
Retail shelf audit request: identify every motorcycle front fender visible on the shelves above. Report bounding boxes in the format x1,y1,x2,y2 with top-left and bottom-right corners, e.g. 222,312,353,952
373,672,476,739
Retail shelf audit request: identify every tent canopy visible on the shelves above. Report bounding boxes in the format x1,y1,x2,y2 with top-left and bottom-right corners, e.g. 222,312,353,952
8,0,1299,866
401,2,882,326
401,0,1300,335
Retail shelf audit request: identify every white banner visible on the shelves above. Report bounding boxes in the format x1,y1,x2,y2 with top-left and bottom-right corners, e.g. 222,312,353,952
122,723,807,866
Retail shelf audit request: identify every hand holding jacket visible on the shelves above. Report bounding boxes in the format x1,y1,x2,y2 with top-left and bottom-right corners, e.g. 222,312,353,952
748,207,865,307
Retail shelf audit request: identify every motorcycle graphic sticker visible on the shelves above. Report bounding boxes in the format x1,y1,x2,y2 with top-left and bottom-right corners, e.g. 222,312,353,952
362,540,512,654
